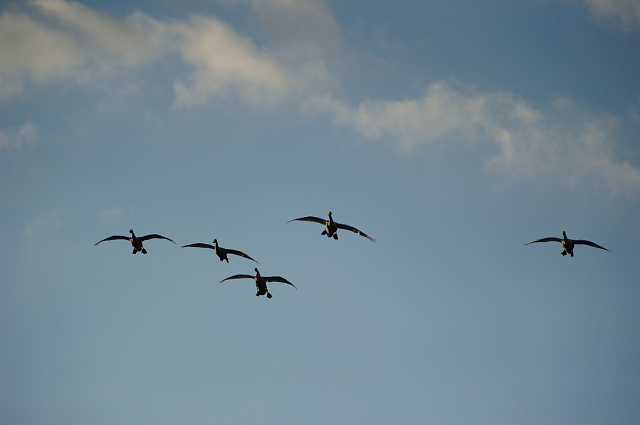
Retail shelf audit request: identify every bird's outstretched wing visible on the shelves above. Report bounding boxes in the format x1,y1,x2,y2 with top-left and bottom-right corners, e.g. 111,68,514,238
525,237,562,245
182,243,214,250
220,274,254,283
141,234,176,244
336,223,376,242
574,239,610,251
287,216,327,225
225,248,259,263
265,276,297,289
95,235,129,245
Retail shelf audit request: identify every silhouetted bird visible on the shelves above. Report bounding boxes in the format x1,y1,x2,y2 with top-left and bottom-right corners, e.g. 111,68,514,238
182,238,258,263
288,211,375,242
220,268,296,298
526,231,609,257
95,229,175,254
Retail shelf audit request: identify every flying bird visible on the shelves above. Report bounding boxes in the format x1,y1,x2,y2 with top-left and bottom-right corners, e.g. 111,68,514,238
220,268,296,298
95,229,175,254
182,238,258,263
526,231,609,257
288,211,375,242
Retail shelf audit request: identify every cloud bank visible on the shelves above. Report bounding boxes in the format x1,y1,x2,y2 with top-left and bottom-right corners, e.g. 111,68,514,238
1,0,638,197
0,0,324,106
309,81,640,196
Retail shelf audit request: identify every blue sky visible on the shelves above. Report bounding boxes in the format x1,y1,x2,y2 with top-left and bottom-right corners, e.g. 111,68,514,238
1,0,639,424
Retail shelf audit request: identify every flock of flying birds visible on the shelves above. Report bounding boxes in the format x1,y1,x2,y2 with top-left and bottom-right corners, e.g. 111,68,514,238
95,211,609,298
95,212,375,298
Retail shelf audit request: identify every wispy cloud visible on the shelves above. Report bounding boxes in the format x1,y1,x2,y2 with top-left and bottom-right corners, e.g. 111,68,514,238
0,122,39,153
1,1,637,196
0,7,83,101
97,207,126,223
238,0,339,55
172,16,290,108
0,0,168,102
171,0,338,107
33,0,168,67
24,209,62,236
308,81,640,197
577,0,640,29
0,0,332,106
218,0,339,47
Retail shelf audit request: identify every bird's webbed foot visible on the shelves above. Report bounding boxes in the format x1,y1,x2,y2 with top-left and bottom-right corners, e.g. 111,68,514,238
267,292,273,299
561,251,567,256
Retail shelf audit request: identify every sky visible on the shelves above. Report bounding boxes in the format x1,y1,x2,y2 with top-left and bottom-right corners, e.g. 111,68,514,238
1,0,639,424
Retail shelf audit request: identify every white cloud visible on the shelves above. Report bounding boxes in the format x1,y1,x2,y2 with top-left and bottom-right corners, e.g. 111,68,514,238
172,0,338,107
0,0,168,102
0,0,330,107
0,10,84,101
172,16,290,108
1,1,637,196
0,122,39,153
309,81,640,197
577,0,640,29
33,0,168,67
